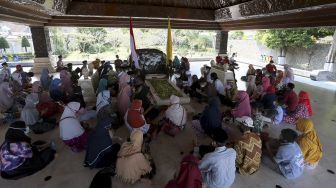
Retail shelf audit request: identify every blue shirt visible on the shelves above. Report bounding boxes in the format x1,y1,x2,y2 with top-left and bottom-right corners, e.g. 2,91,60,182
199,146,236,188
274,142,304,179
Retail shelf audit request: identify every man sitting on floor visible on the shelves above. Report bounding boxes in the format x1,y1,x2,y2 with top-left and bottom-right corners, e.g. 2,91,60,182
266,128,304,179
199,128,236,188
234,116,262,175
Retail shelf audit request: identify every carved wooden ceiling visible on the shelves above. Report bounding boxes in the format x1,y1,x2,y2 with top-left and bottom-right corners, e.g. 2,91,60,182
71,0,251,10
0,0,335,30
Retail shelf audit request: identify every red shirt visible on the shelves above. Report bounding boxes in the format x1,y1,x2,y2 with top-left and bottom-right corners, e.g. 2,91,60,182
266,64,277,73
283,90,299,111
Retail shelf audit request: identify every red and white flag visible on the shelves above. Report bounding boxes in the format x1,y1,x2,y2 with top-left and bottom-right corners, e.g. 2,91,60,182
130,17,140,69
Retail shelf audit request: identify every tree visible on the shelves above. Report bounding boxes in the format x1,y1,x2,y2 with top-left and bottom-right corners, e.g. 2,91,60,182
255,28,335,57
0,37,9,52
21,36,30,52
50,28,68,56
230,31,244,40
76,28,107,54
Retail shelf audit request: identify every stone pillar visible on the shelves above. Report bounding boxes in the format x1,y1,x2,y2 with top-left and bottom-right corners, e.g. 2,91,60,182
215,31,228,56
30,26,55,73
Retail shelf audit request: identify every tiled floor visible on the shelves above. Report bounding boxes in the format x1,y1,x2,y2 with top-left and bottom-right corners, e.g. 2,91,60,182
0,64,336,188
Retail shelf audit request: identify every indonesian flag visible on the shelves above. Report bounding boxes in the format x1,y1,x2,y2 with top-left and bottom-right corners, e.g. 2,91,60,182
130,17,140,69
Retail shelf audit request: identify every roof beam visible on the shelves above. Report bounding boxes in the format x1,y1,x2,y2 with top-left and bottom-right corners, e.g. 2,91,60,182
47,16,220,30
67,1,215,21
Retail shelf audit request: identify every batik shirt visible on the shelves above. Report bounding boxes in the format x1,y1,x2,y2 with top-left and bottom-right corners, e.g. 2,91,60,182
235,131,262,175
0,142,33,172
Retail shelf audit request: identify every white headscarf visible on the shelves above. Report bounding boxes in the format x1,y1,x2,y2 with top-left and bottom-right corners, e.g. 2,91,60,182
165,95,187,127
20,93,39,125
60,102,84,140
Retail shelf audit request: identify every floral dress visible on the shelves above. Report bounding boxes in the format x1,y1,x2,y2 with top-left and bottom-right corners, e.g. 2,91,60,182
283,104,309,125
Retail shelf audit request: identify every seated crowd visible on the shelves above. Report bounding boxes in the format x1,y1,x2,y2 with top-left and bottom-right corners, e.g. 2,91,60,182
0,56,322,188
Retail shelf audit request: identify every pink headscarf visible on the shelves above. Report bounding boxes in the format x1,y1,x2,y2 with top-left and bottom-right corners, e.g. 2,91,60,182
232,91,251,118
262,76,271,92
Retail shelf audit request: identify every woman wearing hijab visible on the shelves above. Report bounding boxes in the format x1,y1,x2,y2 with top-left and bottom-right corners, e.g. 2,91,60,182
246,75,257,98
298,90,313,117
95,86,119,129
49,78,64,101
296,119,322,169
232,91,251,118
255,69,263,85
274,70,284,88
40,68,52,91
165,155,202,188
283,64,294,85
262,75,271,92
60,70,73,97
283,91,310,125
242,64,256,81
160,95,187,137
261,86,277,110
117,74,131,118
172,56,181,69
59,102,89,152
192,97,222,138
124,100,150,134
84,116,121,168
20,94,39,126
116,130,153,184
36,80,63,121
0,121,55,179
96,78,108,96
31,81,42,94
21,93,56,134
0,82,14,113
